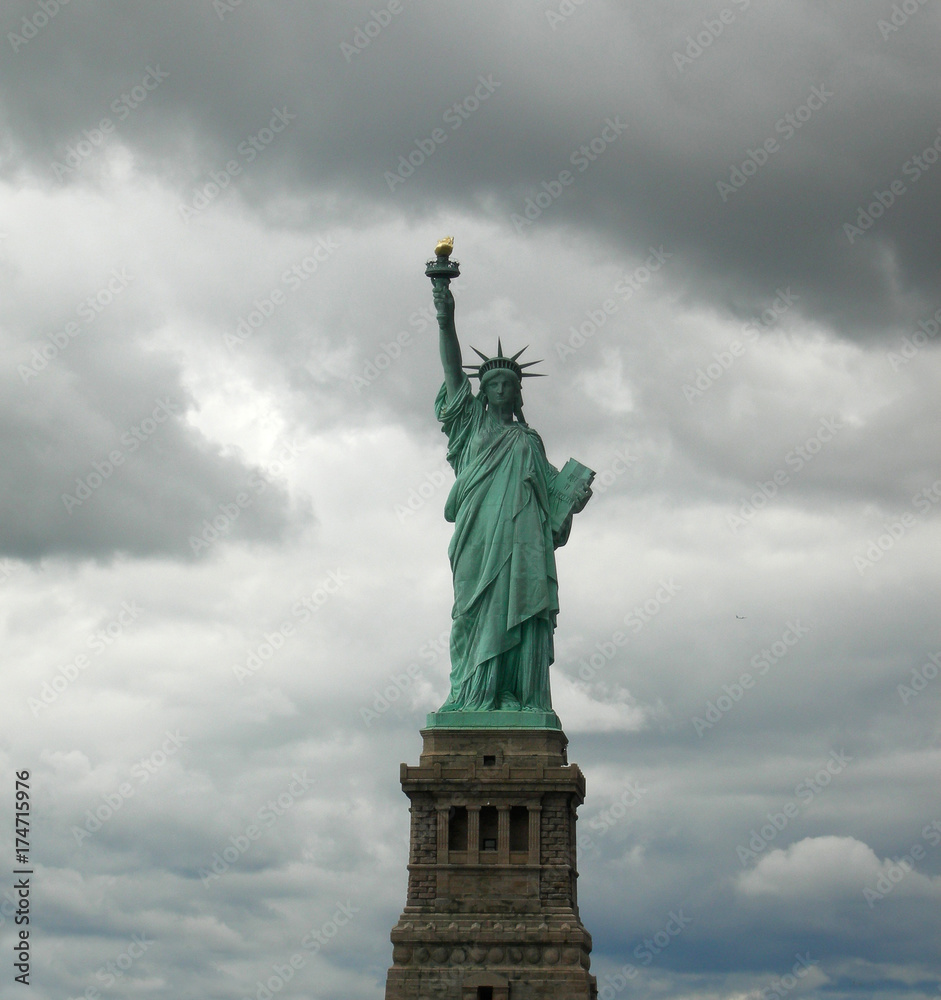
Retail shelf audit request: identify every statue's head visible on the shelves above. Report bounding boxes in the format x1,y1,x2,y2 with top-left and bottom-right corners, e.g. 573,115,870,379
480,368,523,416
465,340,544,425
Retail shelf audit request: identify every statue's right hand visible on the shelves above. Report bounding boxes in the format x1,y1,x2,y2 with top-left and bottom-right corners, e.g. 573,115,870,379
432,281,455,324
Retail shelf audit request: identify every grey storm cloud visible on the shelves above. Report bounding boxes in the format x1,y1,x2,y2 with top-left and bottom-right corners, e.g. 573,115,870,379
3,319,308,561
2,1,939,339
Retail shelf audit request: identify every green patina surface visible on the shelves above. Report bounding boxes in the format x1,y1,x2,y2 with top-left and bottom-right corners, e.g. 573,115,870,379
424,245,590,730
426,710,562,730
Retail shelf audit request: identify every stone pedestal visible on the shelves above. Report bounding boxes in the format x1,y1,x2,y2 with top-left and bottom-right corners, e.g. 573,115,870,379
384,728,597,1000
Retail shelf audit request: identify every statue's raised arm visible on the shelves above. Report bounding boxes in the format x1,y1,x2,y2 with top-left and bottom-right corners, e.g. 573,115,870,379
432,279,463,400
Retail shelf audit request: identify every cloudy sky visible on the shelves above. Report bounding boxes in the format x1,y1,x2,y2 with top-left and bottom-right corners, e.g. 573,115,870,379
2,1,940,998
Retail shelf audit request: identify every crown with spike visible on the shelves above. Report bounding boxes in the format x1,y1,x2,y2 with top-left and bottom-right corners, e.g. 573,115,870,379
463,338,546,383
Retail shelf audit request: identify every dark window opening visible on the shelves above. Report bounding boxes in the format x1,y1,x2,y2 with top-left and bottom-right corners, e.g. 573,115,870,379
480,806,498,850
483,755,496,766
509,806,529,852
477,989,493,1000
448,806,468,851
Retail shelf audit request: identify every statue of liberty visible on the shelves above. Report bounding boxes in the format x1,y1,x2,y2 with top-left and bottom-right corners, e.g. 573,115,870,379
426,240,592,724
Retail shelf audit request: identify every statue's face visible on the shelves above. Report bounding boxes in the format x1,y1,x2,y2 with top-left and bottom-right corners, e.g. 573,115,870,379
481,371,520,407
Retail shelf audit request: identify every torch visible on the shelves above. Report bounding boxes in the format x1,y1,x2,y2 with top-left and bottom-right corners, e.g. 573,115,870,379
425,237,460,286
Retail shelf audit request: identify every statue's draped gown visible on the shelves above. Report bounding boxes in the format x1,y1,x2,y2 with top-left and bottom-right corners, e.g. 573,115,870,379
435,374,563,712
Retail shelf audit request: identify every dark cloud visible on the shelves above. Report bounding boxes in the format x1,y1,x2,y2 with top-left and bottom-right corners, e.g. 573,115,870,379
3,1,940,340
1,336,308,561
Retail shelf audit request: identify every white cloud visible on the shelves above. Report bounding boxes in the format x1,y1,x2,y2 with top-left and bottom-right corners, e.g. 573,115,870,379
737,835,941,906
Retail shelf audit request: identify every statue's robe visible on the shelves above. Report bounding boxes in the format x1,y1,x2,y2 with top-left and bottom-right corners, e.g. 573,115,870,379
435,374,561,712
